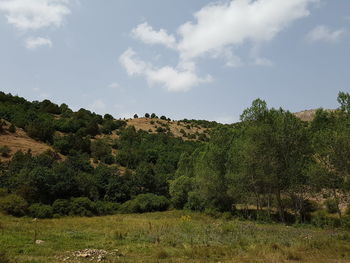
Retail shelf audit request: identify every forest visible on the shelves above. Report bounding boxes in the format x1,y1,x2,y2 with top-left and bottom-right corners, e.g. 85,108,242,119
0,91,349,228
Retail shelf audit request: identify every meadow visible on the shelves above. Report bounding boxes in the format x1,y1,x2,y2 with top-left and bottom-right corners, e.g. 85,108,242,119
1,210,350,263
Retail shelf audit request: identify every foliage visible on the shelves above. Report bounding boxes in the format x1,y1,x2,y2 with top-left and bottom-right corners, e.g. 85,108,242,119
120,194,169,213
0,194,28,217
0,146,10,157
324,199,339,214
69,197,96,217
169,176,193,209
28,203,53,219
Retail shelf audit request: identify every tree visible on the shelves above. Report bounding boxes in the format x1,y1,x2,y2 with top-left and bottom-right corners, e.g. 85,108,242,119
145,113,150,118
169,176,193,209
309,108,350,218
337,91,350,113
104,114,114,120
91,139,112,162
85,120,100,136
134,114,138,119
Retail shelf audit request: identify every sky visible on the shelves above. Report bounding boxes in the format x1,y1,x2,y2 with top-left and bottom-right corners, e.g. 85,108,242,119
0,0,349,123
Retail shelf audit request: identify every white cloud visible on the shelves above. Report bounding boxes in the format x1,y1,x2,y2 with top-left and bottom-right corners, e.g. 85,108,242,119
119,48,212,92
108,82,122,90
146,65,212,92
25,37,52,49
119,48,148,76
306,25,346,43
177,0,317,61
132,22,176,49
0,0,71,31
122,0,318,91
254,57,273,66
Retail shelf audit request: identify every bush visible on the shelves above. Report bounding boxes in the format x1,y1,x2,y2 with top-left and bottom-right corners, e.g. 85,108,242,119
341,216,350,230
95,201,120,216
91,139,112,161
120,194,169,213
204,207,222,218
311,210,341,228
8,124,16,133
0,194,28,217
29,203,53,219
0,146,10,157
304,200,320,213
324,199,339,214
169,176,193,209
69,197,96,217
185,191,205,211
52,199,71,216
346,204,350,215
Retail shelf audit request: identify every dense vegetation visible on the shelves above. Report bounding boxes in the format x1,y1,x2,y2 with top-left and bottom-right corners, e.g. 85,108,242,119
0,91,350,229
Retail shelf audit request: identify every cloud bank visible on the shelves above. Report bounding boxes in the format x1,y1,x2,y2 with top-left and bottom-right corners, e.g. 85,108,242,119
25,37,52,50
0,0,72,49
306,25,347,43
121,0,318,92
120,48,212,92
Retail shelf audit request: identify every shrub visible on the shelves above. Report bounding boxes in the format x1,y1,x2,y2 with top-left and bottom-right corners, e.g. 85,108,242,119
120,194,169,213
95,201,120,216
133,114,138,119
8,124,16,133
145,113,150,118
156,127,165,133
52,199,71,216
341,216,350,230
304,200,320,213
169,176,193,209
0,194,28,217
91,139,112,161
69,197,96,217
346,204,350,215
324,199,339,214
311,210,341,228
185,191,205,211
101,154,115,165
29,203,53,219
0,146,10,157
204,207,222,218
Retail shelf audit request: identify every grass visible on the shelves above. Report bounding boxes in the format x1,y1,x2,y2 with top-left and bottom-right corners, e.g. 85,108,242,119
1,210,350,263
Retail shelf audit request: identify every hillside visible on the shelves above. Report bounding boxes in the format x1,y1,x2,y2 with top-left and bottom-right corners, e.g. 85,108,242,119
0,120,53,161
0,90,349,229
294,109,335,122
126,117,210,140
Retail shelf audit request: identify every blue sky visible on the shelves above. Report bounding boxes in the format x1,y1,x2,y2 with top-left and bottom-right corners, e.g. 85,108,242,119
0,0,349,123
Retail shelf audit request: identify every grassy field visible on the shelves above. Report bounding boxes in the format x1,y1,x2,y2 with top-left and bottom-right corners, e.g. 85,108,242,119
1,210,350,263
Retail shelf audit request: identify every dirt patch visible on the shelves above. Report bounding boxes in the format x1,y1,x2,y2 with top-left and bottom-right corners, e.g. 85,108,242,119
0,121,53,161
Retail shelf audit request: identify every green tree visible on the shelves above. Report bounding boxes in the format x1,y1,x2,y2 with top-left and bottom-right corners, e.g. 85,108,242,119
169,176,193,209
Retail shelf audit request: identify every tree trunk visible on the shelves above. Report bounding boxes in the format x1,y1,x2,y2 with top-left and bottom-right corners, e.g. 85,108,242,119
276,190,285,223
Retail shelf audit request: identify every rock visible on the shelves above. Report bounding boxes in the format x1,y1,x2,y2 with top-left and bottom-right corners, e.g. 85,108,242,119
35,240,45,245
